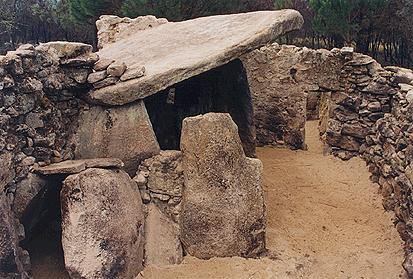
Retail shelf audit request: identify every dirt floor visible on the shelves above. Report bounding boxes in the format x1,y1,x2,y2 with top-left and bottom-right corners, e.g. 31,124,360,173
140,121,406,279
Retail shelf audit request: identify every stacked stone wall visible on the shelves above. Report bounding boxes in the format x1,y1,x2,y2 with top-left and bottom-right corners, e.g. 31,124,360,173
0,42,95,277
318,50,413,275
244,43,413,274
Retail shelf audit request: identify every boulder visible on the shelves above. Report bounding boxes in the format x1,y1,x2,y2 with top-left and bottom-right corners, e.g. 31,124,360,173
180,113,266,259
144,203,183,266
74,101,160,175
12,173,47,219
90,10,304,105
61,168,144,279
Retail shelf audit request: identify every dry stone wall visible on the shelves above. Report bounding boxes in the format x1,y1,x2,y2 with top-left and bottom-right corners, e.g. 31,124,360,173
315,51,413,275
0,42,95,277
358,68,413,275
244,44,413,274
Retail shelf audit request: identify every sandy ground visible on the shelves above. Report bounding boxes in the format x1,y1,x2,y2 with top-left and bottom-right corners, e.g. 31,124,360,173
140,121,406,279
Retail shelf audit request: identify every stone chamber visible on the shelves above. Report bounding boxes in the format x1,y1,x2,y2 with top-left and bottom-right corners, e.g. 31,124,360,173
1,9,413,279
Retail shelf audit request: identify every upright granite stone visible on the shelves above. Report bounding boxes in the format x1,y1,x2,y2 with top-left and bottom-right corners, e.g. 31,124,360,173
90,10,304,105
61,168,145,279
74,101,160,175
180,113,266,259
144,203,183,267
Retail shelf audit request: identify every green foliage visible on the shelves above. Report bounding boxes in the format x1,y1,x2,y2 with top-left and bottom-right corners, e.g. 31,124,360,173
67,0,122,24
309,0,389,44
274,0,294,9
120,0,269,21
121,0,182,20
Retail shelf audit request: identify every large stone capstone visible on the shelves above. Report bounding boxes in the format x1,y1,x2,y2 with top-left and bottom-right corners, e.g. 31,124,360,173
180,113,266,259
61,168,144,279
89,10,304,105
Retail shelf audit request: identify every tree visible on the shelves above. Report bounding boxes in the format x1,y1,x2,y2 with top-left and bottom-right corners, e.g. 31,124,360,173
121,0,274,21
67,0,122,24
309,0,389,49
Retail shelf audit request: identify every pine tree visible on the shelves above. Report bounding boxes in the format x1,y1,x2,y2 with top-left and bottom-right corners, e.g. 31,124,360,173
309,0,389,48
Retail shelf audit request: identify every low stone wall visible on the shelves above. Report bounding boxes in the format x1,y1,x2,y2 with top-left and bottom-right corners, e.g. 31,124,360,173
243,43,413,274
360,69,413,274
319,52,413,274
324,52,395,159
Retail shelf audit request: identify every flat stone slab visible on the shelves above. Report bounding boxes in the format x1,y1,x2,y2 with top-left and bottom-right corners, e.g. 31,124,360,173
90,10,303,105
34,158,124,175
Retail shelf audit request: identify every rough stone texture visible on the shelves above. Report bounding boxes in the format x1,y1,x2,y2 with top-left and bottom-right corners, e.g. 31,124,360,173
35,41,97,66
61,168,144,279
0,193,30,278
324,53,393,158
241,43,342,149
134,151,183,223
33,158,124,175
90,10,304,105
180,113,266,259
12,173,47,219
74,101,160,175
96,15,168,50
360,84,413,276
0,42,94,275
144,203,183,266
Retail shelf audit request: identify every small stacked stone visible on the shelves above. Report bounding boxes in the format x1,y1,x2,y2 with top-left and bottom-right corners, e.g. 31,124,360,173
359,67,413,275
326,48,394,160
133,150,183,223
88,58,146,89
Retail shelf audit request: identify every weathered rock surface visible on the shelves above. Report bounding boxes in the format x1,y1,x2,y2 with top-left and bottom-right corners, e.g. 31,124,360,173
74,101,160,175
0,194,30,278
36,41,98,66
34,158,124,175
90,10,304,105
96,15,168,50
180,113,266,259
144,203,183,266
12,173,47,219
241,44,345,149
135,151,183,223
61,168,144,279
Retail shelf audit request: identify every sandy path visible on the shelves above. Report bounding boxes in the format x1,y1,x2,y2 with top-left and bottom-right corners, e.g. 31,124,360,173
141,121,405,279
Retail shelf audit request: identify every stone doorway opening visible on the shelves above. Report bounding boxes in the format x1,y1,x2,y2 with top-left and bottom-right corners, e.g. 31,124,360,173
19,175,69,278
144,59,257,157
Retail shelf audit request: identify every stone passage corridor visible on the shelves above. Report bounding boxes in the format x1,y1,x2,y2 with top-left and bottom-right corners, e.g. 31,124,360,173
140,121,405,279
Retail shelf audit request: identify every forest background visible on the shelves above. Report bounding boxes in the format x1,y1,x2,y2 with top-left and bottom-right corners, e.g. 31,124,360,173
1,0,412,67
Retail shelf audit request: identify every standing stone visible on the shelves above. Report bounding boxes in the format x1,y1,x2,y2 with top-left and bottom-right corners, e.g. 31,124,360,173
144,203,183,266
180,113,266,259
74,101,160,175
61,168,145,279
